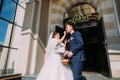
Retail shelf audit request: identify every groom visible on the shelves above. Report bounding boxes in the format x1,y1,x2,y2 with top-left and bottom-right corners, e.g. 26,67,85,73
65,22,86,80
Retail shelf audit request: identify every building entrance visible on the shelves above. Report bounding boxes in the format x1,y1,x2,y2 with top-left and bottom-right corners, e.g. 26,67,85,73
79,26,100,73
58,17,112,77
76,17,111,77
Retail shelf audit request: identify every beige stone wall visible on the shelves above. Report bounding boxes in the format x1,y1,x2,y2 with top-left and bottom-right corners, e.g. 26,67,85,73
12,0,120,77
96,0,120,50
35,38,45,74
50,0,120,78
39,0,50,46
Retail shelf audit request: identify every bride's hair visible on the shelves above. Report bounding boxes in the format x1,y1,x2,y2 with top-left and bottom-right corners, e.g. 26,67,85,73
52,32,59,38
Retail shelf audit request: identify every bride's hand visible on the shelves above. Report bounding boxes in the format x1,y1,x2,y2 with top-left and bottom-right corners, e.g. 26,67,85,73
64,39,68,44
63,51,69,57
64,31,67,35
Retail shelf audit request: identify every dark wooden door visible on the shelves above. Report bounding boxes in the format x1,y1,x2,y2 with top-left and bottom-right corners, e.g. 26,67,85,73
55,25,64,37
97,17,112,77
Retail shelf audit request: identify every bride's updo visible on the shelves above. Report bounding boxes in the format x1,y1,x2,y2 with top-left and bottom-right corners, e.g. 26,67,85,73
52,32,59,38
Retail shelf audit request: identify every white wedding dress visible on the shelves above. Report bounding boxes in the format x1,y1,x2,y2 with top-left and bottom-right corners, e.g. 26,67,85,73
36,38,73,80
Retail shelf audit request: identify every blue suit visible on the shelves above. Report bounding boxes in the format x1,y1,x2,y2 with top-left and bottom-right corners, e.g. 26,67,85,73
69,31,86,80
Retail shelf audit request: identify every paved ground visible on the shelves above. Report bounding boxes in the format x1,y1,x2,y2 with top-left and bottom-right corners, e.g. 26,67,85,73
22,72,120,80
83,72,120,80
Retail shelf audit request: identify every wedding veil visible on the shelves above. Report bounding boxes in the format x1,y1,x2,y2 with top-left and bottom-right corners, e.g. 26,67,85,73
44,32,53,62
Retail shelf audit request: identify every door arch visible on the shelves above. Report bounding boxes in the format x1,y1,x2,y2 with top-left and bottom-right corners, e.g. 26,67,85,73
63,2,99,29
64,2,97,19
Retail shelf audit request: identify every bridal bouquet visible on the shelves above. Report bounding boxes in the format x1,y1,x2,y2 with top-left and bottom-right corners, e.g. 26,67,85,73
61,58,69,65
61,51,70,65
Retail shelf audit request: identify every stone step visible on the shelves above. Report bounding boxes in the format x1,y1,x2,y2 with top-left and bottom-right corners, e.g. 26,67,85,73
0,73,21,80
21,72,120,80
83,72,120,80
22,74,37,80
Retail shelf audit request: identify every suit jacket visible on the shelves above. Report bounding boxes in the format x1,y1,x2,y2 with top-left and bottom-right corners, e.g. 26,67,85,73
69,31,86,62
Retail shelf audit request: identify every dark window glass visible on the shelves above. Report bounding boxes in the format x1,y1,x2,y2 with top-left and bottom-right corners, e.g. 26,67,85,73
0,19,8,45
0,0,1,4
0,0,3,13
0,0,19,45
12,0,19,3
0,0,17,21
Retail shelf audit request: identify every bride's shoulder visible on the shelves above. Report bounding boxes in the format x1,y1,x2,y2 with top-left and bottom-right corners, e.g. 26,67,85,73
51,38,54,40
51,38,58,42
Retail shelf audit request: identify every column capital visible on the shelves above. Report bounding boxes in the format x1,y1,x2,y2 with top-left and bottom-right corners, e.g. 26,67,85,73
27,0,39,3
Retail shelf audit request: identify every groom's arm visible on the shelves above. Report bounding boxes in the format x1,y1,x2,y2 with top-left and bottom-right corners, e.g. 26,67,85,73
70,31,84,56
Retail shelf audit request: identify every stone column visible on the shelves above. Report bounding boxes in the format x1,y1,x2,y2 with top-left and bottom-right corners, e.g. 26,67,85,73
14,0,37,75
14,0,51,75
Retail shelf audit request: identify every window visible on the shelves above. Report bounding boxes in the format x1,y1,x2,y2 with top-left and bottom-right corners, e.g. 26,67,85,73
0,0,26,74
0,0,19,45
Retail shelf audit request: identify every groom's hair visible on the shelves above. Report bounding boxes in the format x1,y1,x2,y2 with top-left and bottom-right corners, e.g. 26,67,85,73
65,22,74,30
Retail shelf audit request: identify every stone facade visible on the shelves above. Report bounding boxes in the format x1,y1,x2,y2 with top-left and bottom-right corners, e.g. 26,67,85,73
2,0,119,78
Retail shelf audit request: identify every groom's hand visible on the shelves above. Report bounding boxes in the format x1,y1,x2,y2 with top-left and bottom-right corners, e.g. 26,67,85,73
67,52,73,58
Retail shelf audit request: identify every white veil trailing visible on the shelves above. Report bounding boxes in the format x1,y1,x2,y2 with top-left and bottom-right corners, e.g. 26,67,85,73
44,32,53,62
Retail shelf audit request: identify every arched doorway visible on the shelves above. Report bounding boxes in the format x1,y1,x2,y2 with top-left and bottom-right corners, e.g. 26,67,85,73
62,2,111,77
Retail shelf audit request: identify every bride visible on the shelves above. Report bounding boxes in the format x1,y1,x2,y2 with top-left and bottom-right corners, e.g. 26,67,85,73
36,31,73,80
